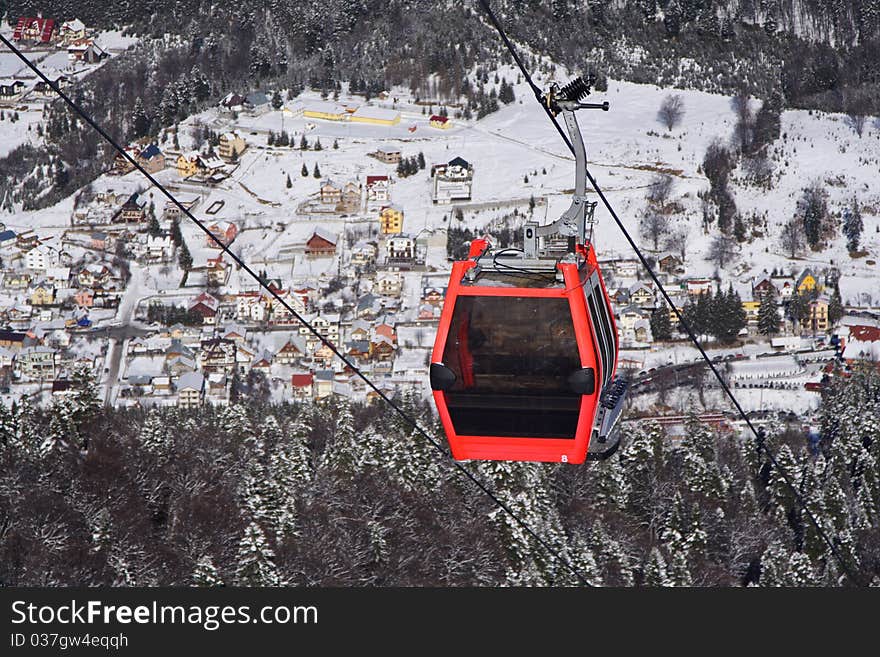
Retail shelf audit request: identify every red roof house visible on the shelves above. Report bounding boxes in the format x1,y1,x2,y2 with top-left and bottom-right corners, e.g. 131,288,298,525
14,17,57,43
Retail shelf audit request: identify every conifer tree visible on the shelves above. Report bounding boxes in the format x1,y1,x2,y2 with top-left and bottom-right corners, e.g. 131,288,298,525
827,285,844,329
843,197,863,252
235,522,281,586
650,302,672,341
757,290,780,336
644,547,673,586
192,555,224,586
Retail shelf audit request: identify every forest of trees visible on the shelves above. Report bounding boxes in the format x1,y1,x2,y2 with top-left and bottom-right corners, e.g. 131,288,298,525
1,367,878,587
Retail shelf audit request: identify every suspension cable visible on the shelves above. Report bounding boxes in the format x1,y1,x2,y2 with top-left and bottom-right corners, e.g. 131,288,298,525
0,32,592,586
475,0,864,586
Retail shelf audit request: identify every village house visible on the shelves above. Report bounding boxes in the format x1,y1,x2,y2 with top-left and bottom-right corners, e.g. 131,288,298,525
421,286,445,306
115,193,148,223
144,235,174,263
346,340,371,360
199,338,237,374
796,269,819,295
314,370,334,399
135,144,165,173
44,266,70,285
33,74,70,94
25,243,61,271
375,148,401,164
250,351,273,375
235,343,256,374
113,147,138,175
339,182,361,213
163,194,200,220
204,255,229,286
305,229,337,258
686,278,714,297
429,115,451,129
432,156,473,204
365,175,390,203
0,80,26,99
0,229,17,249
59,18,87,43
245,92,270,115
188,292,220,325
236,291,266,323
369,334,395,361
386,235,416,263
320,180,342,205
13,17,57,43
0,329,28,352
657,252,683,274
290,372,314,400
15,346,58,381
206,221,238,249
299,313,340,350
842,325,880,363
75,264,113,288
628,282,655,308
2,271,32,289
90,232,112,251
219,132,247,161
753,276,777,298
802,297,830,333
176,371,205,408
264,287,305,323
611,259,639,278
67,38,106,63
0,79,27,99
312,343,335,367
350,241,378,268
176,152,201,178
376,270,403,297
206,373,229,403
275,338,306,365
29,282,55,306
219,92,248,114
379,204,404,234
73,288,94,308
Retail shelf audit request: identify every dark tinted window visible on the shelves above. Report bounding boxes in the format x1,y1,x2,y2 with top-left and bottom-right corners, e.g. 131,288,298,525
441,295,583,438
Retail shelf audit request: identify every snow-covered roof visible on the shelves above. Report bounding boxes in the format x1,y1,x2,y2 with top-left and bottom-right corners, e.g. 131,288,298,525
303,100,347,116
351,105,400,121
177,371,204,392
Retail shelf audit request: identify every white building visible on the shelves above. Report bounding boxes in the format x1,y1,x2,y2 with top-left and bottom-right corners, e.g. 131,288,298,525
431,156,473,204
25,244,61,271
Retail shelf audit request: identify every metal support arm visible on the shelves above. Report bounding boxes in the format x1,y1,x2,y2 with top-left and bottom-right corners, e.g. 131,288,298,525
523,104,600,258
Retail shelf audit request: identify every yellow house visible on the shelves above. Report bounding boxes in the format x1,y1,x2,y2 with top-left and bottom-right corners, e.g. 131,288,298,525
30,284,56,306
742,300,761,324
176,152,199,178
429,114,451,129
350,106,401,126
796,269,818,294
379,205,404,234
801,298,829,332
218,132,246,161
302,101,347,121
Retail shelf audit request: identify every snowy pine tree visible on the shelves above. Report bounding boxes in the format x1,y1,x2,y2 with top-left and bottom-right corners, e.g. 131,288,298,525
192,555,224,586
235,522,281,586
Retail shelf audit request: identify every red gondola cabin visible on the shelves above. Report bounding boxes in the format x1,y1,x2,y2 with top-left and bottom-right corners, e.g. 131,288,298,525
430,239,622,464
